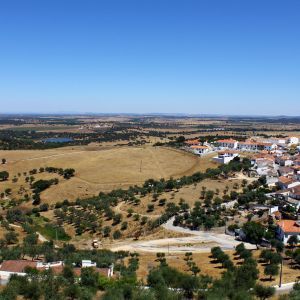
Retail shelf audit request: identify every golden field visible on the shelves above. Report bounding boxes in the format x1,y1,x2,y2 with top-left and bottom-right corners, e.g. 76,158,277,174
0,145,216,204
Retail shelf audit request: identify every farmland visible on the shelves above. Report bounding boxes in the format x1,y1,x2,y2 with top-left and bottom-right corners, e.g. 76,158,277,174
0,145,216,204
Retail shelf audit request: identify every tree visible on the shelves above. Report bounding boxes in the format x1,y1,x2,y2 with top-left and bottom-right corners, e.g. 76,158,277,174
121,221,128,230
254,284,275,300
112,213,122,225
63,168,75,179
81,267,99,288
264,263,279,281
113,230,122,239
288,282,300,300
287,235,298,249
235,243,246,256
147,204,154,212
242,221,265,248
103,226,111,237
62,265,75,284
2,158,6,164
127,208,134,217
158,198,166,206
156,253,167,267
5,231,18,244
235,260,259,290
0,171,9,181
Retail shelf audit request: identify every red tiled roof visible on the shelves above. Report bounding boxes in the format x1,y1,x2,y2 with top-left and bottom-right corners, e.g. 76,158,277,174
217,139,237,143
218,150,238,154
0,260,37,273
191,145,208,149
185,139,199,145
239,141,258,145
277,220,300,233
278,176,294,184
290,185,300,195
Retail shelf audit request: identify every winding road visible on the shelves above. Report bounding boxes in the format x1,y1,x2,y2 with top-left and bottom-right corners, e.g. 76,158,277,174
110,216,256,253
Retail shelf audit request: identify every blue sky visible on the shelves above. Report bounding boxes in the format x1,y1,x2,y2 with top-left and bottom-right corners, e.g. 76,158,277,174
0,0,299,115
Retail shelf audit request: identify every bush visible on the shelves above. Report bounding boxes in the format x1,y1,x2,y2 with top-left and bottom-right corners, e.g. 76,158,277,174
113,230,122,240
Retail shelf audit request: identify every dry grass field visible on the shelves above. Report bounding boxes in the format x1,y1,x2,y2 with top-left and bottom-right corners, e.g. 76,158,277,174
0,146,216,204
136,251,300,286
118,174,252,217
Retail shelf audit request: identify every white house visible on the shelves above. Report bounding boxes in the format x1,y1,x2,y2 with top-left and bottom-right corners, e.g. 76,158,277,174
237,141,259,151
287,137,299,145
213,150,239,164
0,260,63,284
190,145,209,155
269,138,287,146
81,260,97,268
216,139,238,149
259,143,277,151
277,176,300,189
277,156,294,167
276,220,300,245
0,260,113,285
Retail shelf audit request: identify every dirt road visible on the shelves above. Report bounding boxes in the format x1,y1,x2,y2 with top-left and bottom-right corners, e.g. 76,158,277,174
109,217,256,253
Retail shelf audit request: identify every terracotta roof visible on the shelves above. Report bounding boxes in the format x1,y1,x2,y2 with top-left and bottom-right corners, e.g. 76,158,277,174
218,150,238,155
217,139,237,143
0,261,111,278
0,260,37,273
253,153,275,161
280,156,292,161
191,145,208,149
239,141,258,145
278,176,294,184
185,139,199,145
277,220,300,233
290,185,300,195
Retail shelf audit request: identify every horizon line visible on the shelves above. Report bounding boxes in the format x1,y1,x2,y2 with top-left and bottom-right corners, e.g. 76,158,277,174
0,112,300,118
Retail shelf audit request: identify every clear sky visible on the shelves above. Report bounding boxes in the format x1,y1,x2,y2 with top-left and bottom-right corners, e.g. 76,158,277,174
0,0,299,115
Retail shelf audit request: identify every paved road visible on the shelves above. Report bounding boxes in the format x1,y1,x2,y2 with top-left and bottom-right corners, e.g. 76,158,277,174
274,282,296,295
162,217,256,250
110,217,256,253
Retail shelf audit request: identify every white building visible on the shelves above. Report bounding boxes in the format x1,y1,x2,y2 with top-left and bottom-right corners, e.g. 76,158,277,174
268,138,287,146
190,145,210,155
81,260,97,268
213,151,239,164
287,137,299,145
277,176,300,189
259,143,277,151
276,220,300,245
0,260,63,284
237,141,259,151
216,139,238,149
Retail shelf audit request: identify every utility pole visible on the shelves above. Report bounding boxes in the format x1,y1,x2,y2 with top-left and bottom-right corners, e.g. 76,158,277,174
279,258,283,287
140,160,142,173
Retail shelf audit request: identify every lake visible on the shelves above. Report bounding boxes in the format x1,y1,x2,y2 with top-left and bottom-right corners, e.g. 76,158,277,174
43,137,73,143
